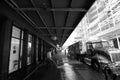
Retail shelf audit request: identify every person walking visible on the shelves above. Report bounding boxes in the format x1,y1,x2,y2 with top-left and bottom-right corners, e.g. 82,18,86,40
46,49,58,69
47,50,52,60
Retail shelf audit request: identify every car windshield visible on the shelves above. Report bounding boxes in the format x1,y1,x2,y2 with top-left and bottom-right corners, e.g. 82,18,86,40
102,41,110,48
92,42,102,48
111,53,120,62
92,41,110,49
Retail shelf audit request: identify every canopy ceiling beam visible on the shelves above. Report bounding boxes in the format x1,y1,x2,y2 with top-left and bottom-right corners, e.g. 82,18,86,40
16,8,87,12
30,0,54,37
42,34,69,36
61,0,73,46
50,0,58,39
7,0,44,34
37,27,74,29
5,0,56,47
49,8,87,12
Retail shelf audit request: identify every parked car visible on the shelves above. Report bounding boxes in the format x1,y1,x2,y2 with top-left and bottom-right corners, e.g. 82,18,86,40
81,40,120,80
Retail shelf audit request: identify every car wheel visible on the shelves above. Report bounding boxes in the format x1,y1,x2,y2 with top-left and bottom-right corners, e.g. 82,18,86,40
91,61,100,72
94,63,99,71
104,68,115,80
105,70,113,80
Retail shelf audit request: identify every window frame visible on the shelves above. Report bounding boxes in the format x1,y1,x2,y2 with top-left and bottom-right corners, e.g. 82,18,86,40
9,26,24,73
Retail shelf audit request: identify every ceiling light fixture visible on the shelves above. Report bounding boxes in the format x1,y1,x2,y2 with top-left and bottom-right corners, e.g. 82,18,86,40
51,36,57,40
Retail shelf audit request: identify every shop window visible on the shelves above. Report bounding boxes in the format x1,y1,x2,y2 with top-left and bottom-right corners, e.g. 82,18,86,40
12,27,20,38
9,26,23,73
27,34,32,65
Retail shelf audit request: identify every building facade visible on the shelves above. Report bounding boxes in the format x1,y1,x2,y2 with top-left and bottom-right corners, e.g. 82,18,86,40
76,0,120,51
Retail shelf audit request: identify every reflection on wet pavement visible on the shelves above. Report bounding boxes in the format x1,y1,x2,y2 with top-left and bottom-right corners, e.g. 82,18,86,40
58,57,105,80
63,63,77,80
